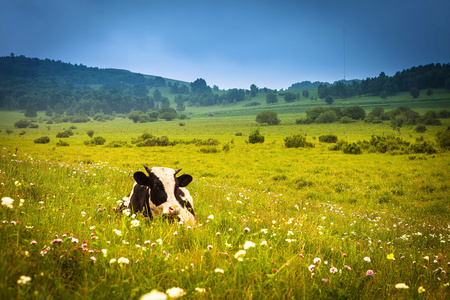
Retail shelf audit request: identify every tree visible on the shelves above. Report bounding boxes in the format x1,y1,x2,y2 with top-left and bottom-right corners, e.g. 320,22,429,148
426,88,433,96
160,97,170,109
343,105,366,120
250,84,258,97
315,111,338,123
324,95,334,105
256,111,281,125
128,110,144,123
158,108,178,121
25,103,37,118
190,78,211,94
153,89,162,102
87,130,94,138
266,92,278,104
284,92,296,103
302,90,310,98
45,106,54,117
379,90,387,99
410,87,420,99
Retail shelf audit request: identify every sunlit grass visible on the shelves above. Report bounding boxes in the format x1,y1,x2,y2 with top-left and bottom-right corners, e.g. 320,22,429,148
1,109,449,299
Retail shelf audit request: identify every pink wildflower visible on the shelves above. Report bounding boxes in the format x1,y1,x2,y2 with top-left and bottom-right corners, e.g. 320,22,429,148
366,270,375,276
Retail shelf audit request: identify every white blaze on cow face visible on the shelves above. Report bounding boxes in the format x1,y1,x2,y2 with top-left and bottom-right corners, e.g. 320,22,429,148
149,167,181,217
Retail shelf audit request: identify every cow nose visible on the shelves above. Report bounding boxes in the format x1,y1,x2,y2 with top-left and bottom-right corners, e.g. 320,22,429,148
168,205,181,215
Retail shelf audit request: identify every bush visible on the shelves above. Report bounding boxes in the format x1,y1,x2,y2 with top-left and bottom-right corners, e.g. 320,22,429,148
179,122,185,126
56,129,74,138
199,146,220,153
6,129,13,135
56,140,70,146
319,134,338,143
131,133,170,147
28,123,39,128
410,140,437,154
340,116,354,124
436,128,450,150
249,129,264,144
34,136,50,144
84,136,106,146
14,119,31,128
243,101,261,107
315,111,338,123
415,124,427,133
284,134,313,148
195,138,220,146
235,132,243,136
87,130,94,138
343,105,366,120
138,114,151,123
256,111,281,125
342,142,362,154
106,141,129,148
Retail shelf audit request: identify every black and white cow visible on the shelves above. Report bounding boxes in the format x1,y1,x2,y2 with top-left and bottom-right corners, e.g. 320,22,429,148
117,166,195,225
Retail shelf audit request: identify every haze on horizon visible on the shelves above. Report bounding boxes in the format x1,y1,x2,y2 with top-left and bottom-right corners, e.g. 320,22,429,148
1,0,449,90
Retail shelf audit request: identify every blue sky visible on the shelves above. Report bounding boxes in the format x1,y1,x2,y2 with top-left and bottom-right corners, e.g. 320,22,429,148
1,0,449,90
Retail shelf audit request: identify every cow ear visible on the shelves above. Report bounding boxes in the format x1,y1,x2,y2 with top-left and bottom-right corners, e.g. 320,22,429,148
134,171,152,186
177,174,192,187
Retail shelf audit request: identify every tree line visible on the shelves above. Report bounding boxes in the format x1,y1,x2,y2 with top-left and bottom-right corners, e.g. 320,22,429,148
316,63,450,100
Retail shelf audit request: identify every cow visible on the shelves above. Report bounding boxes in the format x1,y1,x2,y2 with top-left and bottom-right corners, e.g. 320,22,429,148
117,166,195,225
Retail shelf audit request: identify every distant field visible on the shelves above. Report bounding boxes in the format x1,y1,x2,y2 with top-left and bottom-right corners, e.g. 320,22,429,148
1,97,449,299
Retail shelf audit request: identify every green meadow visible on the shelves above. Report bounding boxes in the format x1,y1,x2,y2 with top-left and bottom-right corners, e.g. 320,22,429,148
1,92,450,299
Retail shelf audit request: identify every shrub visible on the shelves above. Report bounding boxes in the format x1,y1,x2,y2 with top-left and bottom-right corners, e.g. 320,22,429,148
249,129,264,144
84,136,106,146
342,142,362,154
415,124,427,133
138,114,151,123
131,133,170,147
436,128,450,150
87,130,94,138
319,134,338,143
284,134,313,148
410,140,437,154
315,111,338,123
28,123,39,128
34,136,50,144
340,116,354,123
195,138,220,146
56,129,74,138
179,122,185,126
235,132,243,136
128,110,144,123
256,111,281,125
199,146,220,153
6,129,13,135
106,141,129,148
14,119,31,128
243,101,261,107
343,105,366,120
56,140,70,146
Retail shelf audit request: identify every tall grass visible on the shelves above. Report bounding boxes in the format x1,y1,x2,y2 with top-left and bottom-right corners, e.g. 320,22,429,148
0,110,449,299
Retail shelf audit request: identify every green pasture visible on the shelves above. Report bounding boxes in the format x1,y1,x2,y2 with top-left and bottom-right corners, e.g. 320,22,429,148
0,105,449,299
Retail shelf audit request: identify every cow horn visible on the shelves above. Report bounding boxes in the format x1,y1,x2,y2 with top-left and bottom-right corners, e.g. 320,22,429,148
143,165,152,174
174,168,182,174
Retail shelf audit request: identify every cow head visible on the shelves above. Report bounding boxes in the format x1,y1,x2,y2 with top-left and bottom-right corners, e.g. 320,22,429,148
133,166,192,221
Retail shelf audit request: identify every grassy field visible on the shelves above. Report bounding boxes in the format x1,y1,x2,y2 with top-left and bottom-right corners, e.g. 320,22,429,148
1,98,450,299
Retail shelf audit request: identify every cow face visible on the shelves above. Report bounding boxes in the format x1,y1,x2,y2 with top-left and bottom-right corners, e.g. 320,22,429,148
133,166,192,221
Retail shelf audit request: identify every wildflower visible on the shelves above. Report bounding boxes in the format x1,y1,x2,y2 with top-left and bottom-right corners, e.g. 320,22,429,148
207,245,212,250
235,250,246,261
131,220,140,227
101,249,107,257
166,287,186,299
261,241,267,246
308,264,315,272
418,286,425,293
322,278,328,283
51,238,63,244
14,180,21,187
123,209,131,216
110,258,117,264
261,229,268,234
423,256,429,261
344,265,352,271
313,258,321,264
215,268,224,273
118,257,130,265
19,199,24,207
195,287,206,293
113,229,122,236
40,250,47,256
140,290,168,300
70,237,79,243
244,227,250,232
243,241,255,249
1,197,14,209
364,257,371,263
207,215,214,220
366,270,375,276
387,253,394,260
395,283,409,289
330,267,338,273
90,256,97,262
342,253,348,257
30,240,37,245
81,211,86,217
17,275,32,285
